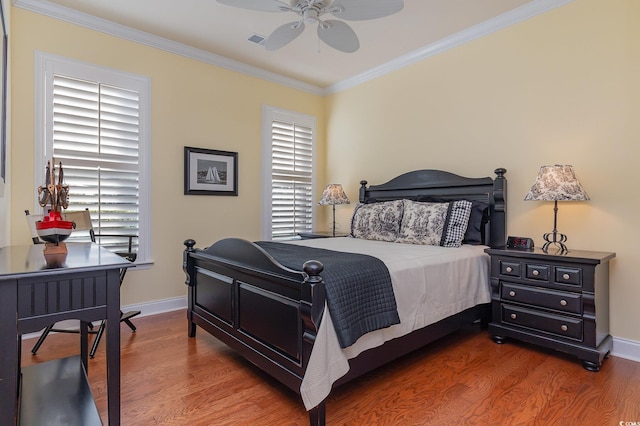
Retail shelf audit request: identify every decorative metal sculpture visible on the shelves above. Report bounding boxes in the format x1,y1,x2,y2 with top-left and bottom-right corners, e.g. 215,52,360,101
36,160,74,253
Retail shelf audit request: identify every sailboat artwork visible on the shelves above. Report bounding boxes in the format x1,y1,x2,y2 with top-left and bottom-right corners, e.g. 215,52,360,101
205,166,221,183
197,160,227,185
185,147,237,196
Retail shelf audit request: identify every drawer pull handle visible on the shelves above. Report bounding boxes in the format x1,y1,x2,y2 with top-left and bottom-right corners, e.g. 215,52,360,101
509,291,516,297
561,325,568,332
510,313,517,320
563,273,570,280
532,269,540,276
506,266,513,273
560,300,567,306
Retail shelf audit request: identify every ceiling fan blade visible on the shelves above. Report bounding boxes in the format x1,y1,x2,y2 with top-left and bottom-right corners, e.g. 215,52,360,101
217,0,291,13
329,0,404,21
265,21,306,51
317,20,359,53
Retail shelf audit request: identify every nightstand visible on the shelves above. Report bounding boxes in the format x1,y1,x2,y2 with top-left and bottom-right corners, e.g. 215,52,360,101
298,231,350,239
485,247,615,371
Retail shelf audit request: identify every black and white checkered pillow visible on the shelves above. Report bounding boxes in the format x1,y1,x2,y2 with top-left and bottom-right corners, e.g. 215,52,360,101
441,200,473,247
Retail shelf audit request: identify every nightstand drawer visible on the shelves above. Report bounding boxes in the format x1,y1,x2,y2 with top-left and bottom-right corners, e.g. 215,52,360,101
501,283,581,314
502,304,583,341
526,264,549,281
555,267,581,286
500,261,521,277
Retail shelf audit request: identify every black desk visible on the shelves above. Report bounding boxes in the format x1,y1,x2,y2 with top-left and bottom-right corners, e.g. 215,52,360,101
0,243,132,425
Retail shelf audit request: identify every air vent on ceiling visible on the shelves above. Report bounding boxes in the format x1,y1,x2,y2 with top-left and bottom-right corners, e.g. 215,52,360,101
248,34,266,46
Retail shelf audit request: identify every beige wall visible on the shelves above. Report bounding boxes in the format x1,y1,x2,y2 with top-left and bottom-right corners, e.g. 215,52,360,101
326,0,640,341
9,8,325,305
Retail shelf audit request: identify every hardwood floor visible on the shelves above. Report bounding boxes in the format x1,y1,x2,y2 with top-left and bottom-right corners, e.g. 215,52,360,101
21,310,640,425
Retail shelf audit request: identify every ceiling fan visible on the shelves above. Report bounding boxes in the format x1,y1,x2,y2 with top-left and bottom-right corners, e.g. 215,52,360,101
217,0,405,53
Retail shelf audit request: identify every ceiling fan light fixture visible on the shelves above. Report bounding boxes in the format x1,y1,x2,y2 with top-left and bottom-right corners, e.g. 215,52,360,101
302,8,319,24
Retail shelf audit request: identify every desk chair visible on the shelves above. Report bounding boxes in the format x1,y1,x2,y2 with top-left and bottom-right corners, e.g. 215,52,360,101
25,209,140,358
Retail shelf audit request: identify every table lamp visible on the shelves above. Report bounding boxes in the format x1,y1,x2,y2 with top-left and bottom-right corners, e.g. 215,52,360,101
524,165,589,253
318,184,350,237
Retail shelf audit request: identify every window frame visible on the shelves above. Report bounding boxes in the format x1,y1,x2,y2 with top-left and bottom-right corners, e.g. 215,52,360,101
261,105,317,241
34,51,152,263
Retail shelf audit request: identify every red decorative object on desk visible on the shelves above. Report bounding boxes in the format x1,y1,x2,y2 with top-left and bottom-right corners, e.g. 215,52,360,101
35,160,73,255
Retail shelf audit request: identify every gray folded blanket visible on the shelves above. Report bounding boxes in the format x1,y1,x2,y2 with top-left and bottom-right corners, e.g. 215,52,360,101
256,241,400,348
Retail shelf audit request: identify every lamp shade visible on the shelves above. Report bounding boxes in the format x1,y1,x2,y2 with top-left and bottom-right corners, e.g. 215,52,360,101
524,165,590,202
318,184,350,206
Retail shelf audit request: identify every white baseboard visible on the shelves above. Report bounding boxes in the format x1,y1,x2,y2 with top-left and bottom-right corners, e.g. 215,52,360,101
22,296,187,340
123,295,187,317
612,337,640,363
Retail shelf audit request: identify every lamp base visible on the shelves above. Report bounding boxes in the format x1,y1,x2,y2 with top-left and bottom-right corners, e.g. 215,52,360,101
542,231,568,254
541,200,569,254
332,205,336,237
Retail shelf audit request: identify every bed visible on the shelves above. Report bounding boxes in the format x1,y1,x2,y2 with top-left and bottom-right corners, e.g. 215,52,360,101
182,168,507,425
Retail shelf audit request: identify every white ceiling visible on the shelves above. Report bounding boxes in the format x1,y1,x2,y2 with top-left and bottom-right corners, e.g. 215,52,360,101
16,0,569,91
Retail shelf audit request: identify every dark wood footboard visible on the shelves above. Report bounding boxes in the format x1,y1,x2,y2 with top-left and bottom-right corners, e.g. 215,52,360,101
183,237,326,393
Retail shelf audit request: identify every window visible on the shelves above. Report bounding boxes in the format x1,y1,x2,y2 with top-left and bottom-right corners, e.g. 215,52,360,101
35,52,151,262
262,106,316,240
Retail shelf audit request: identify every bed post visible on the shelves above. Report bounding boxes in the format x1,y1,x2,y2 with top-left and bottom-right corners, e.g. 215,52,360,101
358,180,368,203
301,260,325,362
301,260,327,426
490,168,507,248
302,260,325,331
308,401,326,426
183,239,197,337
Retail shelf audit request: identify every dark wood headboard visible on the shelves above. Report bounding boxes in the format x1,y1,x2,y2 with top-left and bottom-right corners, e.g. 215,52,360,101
358,168,507,248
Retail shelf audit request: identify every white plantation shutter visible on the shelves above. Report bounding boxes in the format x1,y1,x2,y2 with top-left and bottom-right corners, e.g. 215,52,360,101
263,107,316,240
52,75,139,252
35,52,151,261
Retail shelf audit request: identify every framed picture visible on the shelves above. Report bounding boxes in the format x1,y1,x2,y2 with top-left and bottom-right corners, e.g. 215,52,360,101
0,0,7,189
184,146,238,196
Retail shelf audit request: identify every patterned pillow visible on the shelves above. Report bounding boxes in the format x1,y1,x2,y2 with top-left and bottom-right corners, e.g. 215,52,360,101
350,200,404,242
396,199,473,247
396,200,449,245
441,200,473,247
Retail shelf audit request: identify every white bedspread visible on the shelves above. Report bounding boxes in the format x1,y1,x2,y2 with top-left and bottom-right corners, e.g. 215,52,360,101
285,237,491,410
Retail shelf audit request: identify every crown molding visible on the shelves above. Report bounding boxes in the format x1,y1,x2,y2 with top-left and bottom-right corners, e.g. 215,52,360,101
13,0,324,95
14,0,573,97
324,0,574,95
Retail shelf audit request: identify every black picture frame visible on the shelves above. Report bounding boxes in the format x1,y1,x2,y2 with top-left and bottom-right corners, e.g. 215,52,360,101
184,146,238,196
0,1,7,186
